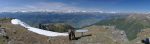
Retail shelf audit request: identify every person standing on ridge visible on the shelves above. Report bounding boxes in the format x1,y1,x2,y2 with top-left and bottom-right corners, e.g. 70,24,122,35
142,38,150,44
68,28,75,40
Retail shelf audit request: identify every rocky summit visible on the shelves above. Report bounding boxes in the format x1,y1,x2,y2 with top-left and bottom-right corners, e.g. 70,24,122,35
0,18,148,44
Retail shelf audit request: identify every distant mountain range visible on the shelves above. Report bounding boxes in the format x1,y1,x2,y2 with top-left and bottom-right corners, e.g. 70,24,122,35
0,12,127,28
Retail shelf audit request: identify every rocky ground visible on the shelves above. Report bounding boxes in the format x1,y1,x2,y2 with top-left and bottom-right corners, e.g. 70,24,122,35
0,18,149,44
72,25,129,44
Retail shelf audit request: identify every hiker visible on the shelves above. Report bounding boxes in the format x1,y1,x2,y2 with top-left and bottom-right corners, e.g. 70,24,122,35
68,29,75,40
142,38,150,44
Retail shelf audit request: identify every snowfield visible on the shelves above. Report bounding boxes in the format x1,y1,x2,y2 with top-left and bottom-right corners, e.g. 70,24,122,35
11,19,68,37
76,29,88,32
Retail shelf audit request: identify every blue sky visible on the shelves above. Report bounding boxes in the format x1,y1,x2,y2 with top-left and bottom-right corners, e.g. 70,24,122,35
0,0,150,13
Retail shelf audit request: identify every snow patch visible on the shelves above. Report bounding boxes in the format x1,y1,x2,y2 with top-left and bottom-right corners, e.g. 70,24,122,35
11,19,68,37
76,29,88,32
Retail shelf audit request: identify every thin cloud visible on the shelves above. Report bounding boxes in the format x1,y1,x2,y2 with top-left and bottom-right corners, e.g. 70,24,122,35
0,2,103,12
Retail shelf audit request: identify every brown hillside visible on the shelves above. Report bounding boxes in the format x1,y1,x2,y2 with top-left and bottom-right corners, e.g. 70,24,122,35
0,19,70,44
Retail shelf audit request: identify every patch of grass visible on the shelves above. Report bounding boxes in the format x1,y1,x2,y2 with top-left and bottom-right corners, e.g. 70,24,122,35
0,36,6,44
39,23,74,32
0,18,12,23
0,18,12,21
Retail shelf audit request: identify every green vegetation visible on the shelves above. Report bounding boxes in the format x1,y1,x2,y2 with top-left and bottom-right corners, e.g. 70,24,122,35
0,36,6,44
0,18,12,22
95,18,150,40
39,23,74,32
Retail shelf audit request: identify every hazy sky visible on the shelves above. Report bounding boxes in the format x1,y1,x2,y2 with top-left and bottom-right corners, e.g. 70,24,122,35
0,0,150,13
